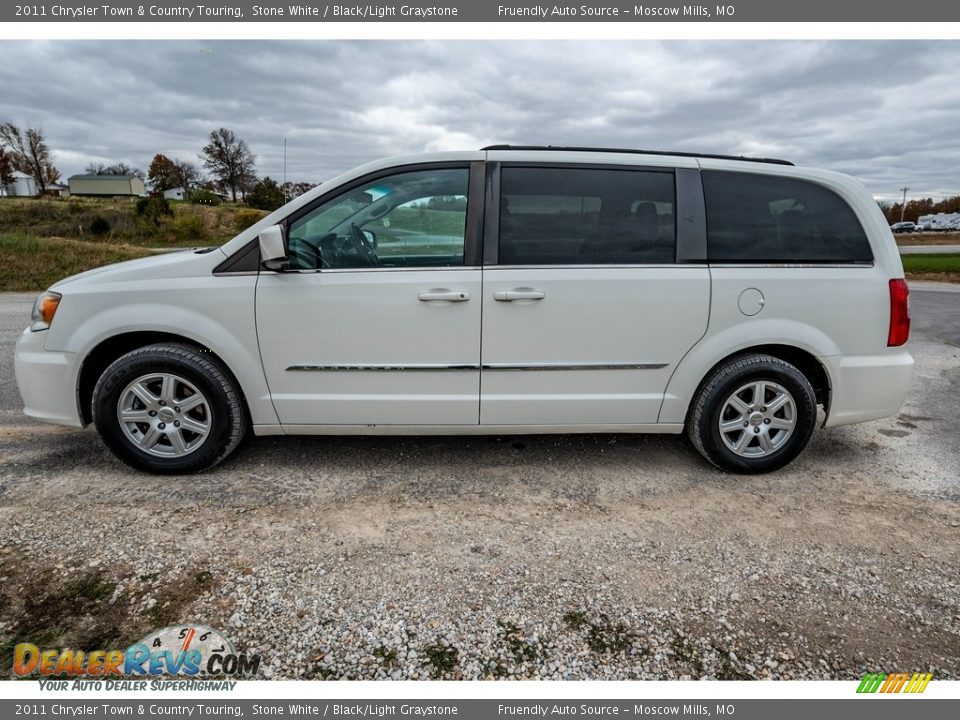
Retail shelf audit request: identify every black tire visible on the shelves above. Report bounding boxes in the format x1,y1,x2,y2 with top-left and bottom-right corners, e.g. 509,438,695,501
687,353,817,474
92,343,247,474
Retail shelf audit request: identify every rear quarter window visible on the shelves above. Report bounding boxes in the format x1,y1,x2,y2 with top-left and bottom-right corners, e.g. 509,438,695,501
702,170,873,264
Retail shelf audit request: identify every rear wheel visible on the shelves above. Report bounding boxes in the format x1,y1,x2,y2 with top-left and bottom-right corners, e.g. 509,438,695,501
688,353,817,474
92,343,246,474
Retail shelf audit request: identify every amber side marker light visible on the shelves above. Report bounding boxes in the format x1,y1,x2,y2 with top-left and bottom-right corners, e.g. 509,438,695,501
30,292,62,332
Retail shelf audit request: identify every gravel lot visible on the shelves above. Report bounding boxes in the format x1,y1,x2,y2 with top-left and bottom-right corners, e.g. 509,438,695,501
1,287,958,681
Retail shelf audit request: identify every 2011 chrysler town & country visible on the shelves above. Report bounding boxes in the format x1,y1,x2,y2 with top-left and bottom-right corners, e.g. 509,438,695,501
15,146,914,474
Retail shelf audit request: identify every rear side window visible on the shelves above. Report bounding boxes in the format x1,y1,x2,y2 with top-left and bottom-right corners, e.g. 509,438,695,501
499,167,676,265
702,170,873,263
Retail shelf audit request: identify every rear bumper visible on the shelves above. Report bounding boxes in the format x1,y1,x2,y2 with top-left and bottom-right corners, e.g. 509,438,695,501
821,350,914,428
14,327,83,428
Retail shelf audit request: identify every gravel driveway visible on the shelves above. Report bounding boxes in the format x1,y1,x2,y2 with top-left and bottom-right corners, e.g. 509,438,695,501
1,287,958,681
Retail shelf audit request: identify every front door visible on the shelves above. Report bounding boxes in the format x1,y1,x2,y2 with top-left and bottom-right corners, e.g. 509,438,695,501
256,165,483,426
480,164,710,426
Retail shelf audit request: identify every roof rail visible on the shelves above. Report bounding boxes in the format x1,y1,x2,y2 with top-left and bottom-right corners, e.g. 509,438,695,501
480,145,794,166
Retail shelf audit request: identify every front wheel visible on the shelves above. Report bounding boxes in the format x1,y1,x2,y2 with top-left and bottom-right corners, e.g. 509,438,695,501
687,353,817,474
92,343,247,474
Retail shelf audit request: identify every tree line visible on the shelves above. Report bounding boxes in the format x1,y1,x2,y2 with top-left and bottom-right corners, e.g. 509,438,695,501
0,123,315,210
879,196,960,224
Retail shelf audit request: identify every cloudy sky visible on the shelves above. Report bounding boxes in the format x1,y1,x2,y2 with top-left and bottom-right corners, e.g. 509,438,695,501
1,40,958,201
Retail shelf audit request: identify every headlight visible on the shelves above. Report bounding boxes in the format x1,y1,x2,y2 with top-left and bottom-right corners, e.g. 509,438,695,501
30,291,62,332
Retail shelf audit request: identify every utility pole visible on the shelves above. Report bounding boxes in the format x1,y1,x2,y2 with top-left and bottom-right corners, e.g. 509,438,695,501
283,137,287,202
899,186,909,222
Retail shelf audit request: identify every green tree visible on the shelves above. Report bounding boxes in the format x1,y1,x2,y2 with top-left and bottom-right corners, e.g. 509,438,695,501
245,176,285,211
199,128,256,202
0,123,60,193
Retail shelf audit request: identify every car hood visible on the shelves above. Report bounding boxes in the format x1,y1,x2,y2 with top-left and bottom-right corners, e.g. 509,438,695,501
50,248,227,292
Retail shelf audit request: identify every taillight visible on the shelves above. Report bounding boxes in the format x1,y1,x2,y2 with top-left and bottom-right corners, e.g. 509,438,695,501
888,278,910,347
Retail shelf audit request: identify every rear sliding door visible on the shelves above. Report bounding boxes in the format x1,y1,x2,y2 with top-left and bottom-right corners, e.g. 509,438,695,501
480,163,711,426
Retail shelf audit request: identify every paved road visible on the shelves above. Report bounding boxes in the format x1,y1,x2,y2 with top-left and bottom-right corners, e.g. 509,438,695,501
899,244,960,254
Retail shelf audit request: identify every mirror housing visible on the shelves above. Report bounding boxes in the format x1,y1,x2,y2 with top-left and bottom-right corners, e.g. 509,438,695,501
258,225,288,271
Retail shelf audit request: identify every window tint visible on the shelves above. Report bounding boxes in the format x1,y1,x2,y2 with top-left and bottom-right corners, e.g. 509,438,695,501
287,168,469,269
702,170,873,263
499,167,676,265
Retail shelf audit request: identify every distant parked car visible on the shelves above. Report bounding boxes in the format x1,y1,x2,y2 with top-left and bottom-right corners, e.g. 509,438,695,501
890,222,917,233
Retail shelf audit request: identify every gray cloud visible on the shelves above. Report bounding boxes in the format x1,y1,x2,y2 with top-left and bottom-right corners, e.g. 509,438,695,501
1,40,957,201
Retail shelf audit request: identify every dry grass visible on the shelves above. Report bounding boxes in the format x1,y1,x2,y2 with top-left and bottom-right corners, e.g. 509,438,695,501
0,196,253,249
894,231,960,246
0,233,154,292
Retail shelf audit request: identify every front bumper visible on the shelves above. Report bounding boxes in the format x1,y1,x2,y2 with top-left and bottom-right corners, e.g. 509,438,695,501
821,350,915,428
14,327,83,428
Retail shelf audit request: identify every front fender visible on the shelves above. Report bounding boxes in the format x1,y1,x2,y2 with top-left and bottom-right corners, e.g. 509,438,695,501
44,278,279,427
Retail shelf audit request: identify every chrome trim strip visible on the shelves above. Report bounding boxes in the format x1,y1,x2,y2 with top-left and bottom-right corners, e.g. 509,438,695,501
275,266,482,275
482,362,669,371
287,362,668,372
489,264,689,270
287,364,478,372
707,263,874,269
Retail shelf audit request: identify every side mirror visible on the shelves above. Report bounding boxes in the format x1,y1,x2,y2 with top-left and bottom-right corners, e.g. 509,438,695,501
258,225,288,271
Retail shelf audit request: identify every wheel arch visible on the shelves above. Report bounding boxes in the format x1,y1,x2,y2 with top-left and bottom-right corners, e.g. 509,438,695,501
77,332,249,426
659,321,837,426
684,344,830,425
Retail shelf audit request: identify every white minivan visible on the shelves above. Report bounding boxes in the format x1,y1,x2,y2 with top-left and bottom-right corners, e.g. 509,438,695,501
15,146,914,474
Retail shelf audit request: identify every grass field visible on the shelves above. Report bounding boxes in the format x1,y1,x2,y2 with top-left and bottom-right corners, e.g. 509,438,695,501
0,196,271,291
0,196,265,249
0,233,154,292
901,253,960,283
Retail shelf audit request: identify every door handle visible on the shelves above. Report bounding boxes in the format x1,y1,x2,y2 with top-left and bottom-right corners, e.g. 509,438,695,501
493,288,546,302
417,289,470,302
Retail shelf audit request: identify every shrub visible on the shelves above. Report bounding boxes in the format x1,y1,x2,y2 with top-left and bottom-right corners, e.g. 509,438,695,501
189,189,221,206
135,197,173,226
171,214,209,243
234,208,267,232
89,216,111,236
245,177,285,211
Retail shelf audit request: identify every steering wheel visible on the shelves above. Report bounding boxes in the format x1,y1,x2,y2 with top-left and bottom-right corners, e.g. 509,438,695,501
349,223,381,267
288,236,326,270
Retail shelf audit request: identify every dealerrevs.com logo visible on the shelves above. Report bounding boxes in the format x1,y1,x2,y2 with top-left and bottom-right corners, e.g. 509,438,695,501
13,625,261,678
857,672,933,694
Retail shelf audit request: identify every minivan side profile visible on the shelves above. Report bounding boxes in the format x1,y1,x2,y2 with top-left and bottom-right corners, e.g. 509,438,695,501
14,147,913,474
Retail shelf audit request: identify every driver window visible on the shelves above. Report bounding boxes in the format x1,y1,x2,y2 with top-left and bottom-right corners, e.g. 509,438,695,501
286,168,469,270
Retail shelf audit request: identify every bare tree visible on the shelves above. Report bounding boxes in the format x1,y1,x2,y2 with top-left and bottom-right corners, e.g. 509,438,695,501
85,161,145,179
173,159,201,194
199,128,256,202
281,181,317,200
0,147,14,193
0,123,60,193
